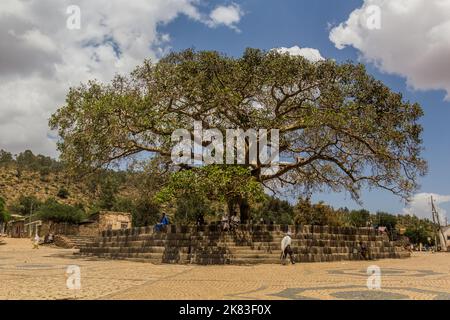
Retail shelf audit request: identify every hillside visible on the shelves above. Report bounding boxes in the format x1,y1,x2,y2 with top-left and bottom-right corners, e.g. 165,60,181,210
0,166,93,207
0,166,140,213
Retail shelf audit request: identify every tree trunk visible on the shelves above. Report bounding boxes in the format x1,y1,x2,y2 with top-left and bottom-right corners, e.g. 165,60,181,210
227,198,237,216
238,197,250,223
226,196,250,223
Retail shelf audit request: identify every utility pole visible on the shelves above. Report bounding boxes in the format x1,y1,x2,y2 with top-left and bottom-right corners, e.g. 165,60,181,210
29,202,33,238
430,196,446,252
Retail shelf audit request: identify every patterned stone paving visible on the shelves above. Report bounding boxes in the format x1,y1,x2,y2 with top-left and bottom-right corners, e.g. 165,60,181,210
1,238,449,300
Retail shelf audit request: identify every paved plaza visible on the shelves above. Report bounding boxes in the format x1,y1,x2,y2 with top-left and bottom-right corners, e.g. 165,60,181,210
0,238,449,300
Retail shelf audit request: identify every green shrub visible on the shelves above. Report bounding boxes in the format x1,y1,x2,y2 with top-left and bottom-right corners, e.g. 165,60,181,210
11,195,41,215
57,187,70,199
40,167,51,182
251,196,295,224
36,199,85,223
0,197,11,223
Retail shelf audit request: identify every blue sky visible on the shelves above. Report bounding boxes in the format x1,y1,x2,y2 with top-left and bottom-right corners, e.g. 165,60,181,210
1,0,449,221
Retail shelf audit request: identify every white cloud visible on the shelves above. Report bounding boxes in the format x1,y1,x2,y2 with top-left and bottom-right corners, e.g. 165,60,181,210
207,3,243,32
0,0,243,157
275,45,325,62
329,0,450,100
402,193,450,226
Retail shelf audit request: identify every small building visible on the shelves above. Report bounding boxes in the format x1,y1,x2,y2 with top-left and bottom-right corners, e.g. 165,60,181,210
442,225,450,251
79,211,132,236
9,219,25,238
8,214,43,238
7,214,27,238
6,211,132,238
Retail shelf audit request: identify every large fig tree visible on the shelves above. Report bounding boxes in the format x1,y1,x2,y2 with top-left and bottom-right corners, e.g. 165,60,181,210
50,48,427,221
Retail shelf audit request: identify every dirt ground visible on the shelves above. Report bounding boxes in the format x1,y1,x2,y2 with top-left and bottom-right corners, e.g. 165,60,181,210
1,237,449,300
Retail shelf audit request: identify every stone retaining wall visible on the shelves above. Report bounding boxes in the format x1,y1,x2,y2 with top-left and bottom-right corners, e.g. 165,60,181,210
80,224,409,264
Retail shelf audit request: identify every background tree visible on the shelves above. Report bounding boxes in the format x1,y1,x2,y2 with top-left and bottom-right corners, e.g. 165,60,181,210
15,150,62,174
346,209,371,227
50,48,427,220
10,195,42,216
403,225,433,245
294,198,344,226
0,150,13,166
36,199,85,224
251,195,295,224
0,196,11,224
97,176,119,210
374,211,398,231
397,214,435,245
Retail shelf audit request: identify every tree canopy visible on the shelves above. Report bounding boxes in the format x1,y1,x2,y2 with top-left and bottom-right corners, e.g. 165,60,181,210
50,48,427,207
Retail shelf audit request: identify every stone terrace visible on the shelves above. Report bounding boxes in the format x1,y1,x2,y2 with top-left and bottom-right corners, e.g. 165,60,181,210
79,224,410,264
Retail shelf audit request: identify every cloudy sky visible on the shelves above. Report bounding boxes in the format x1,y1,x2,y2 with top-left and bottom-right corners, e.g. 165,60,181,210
1,0,449,222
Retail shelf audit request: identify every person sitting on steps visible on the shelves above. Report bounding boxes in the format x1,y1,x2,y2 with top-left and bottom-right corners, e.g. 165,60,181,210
230,212,240,231
281,231,295,265
359,241,368,260
221,213,230,232
154,212,169,232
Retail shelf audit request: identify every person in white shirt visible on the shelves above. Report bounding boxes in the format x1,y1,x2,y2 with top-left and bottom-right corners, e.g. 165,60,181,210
221,213,230,231
230,214,240,231
281,231,295,264
32,233,40,249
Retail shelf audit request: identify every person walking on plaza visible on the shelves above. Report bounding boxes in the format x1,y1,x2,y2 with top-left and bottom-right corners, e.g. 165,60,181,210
281,231,295,265
32,233,40,249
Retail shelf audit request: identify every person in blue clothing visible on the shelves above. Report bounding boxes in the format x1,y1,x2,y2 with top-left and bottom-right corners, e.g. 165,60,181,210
154,212,169,232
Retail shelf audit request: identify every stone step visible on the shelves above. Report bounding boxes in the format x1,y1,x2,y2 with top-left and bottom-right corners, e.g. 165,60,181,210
104,225,382,237
246,241,397,250
81,252,189,264
79,251,410,265
227,253,410,264
54,235,96,249
226,247,404,255
81,247,190,254
86,238,394,249
98,233,386,242
80,244,405,256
